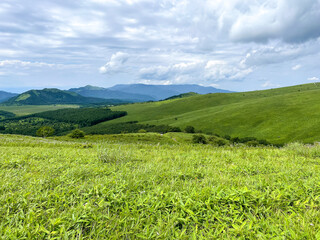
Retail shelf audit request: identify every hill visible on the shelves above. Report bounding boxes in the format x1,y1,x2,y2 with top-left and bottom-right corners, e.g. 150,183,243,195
0,91,18,103
69,85,155,102
164,92,199,100
2,88,125,105
85,83,320,144
108,84,232,100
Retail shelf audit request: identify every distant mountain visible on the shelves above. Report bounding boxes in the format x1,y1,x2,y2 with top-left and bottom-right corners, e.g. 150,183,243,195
164,92,199,100
2,88,122,105
69,85,155,102
109,84,232,100
0,91,18,103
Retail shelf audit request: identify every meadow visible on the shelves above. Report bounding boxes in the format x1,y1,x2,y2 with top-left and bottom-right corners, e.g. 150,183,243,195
1,133,320,239
0,105,79,116
86,83,320,144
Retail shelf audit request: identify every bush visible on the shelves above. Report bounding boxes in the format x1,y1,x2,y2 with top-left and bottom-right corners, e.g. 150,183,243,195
69,129,85,138
210,138,228,146
185,126,195,133
36,126,55,138
192,134,207,144
138,129,147,133
246,140,259,147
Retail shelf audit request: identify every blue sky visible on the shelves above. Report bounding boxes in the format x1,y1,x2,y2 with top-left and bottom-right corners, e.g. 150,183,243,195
0,0,320,93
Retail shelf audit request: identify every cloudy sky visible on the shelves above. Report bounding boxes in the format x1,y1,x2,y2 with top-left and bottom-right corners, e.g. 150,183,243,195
0,0,320,93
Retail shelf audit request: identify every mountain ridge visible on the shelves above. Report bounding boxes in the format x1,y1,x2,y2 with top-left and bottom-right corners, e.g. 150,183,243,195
0,91,18,103
2,88,125,105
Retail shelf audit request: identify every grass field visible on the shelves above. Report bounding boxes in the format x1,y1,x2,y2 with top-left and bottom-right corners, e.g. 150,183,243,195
84,83,320,144
1,133,320,239
0,105,79,116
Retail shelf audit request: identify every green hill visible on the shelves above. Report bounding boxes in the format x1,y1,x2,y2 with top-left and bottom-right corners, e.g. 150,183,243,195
164,92,199,100
84,83,320,144
2,88,124,105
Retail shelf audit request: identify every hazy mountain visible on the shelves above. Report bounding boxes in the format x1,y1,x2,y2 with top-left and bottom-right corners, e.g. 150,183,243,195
3,88,122,105
69,85,155,102
109,84,232,100
0,91,18,103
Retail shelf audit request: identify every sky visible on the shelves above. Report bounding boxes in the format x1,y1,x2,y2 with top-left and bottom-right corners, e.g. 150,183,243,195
0,0,320,93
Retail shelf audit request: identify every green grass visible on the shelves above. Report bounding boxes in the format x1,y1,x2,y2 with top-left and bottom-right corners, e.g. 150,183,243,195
1,133,320,239
86,83,320,144
0,105,79,116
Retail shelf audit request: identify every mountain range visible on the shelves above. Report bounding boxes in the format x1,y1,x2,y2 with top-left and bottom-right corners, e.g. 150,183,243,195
2,88,125,105
0,84,232,105
0,91,18,103
68,84,232,102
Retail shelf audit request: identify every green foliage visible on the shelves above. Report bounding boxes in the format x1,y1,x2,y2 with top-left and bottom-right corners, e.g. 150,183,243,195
0,110,15,120
36,126,55,137
0,117,75,136
69,129,85,138
192,134,207,144
208,136,229,146
33,107,127,127
0,107,127,136
138,129,147,133
184,125,195,133
1,134,320,238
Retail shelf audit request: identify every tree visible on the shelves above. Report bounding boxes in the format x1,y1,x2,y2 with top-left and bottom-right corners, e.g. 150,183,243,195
69,129,85,138
192,134,207,144
36,126,55,138
184,126,195,133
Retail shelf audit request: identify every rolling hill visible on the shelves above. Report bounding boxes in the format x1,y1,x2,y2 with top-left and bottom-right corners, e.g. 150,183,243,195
164,92,199,100
108,84,232,100
83,83,320,144
68,85,156,102
0,91,18,103
2,88,125,105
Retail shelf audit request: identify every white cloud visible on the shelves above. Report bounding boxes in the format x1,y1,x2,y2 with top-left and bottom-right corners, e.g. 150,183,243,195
230,0,320,43
0,60,88,70
0,0,320,90
307,77,319,82
139,59,252,83
262,80,280,88
99,52,130,74
0,60,55,68
292,64,301,71
241,45,307,67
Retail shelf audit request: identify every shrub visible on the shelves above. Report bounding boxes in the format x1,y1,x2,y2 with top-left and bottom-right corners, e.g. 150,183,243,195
246,140,259,147
211,138,228,146
69,129,85,138
192,134,207,144
138,129,147,133
36,126,55,138
185,126,195,133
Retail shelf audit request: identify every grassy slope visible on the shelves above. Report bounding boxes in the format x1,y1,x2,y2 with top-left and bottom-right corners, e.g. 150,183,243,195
89,83,320,144
0,105,79,116
1,134,320,239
